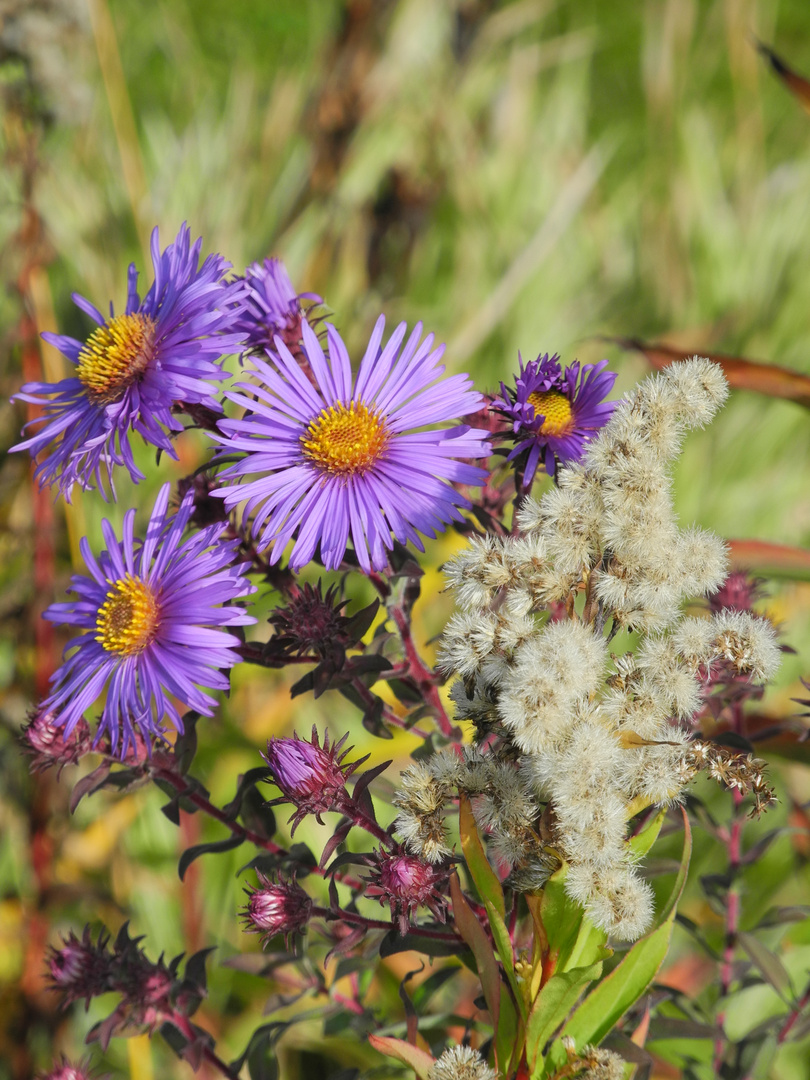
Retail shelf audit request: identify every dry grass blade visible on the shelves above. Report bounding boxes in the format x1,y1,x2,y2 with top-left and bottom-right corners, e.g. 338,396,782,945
607,337,810,410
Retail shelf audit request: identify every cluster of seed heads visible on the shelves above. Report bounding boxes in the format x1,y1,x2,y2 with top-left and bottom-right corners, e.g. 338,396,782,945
394,359,781,940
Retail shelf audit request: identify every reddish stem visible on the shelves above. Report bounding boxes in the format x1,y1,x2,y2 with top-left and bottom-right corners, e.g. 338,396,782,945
312,905,462,943
166,1008,241,1080
713,788,744,1073
155,767,366,890
391,605,455,737
777,982,810,1045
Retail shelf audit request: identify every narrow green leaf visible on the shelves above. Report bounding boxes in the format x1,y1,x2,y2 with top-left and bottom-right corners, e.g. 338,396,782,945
628,808,667,860
549,809,692,1058
459,794,505,919
656,809,692,927
738,931,794,1001
526,962,602,1075
538,869,608,976
449,872,501,1030
554,918,674,1057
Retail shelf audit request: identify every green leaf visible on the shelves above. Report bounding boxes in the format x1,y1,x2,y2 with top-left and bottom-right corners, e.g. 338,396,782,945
538,869,609,976
737,931,794,1001
458,795,525,1020
525,962,602,1075
449,872,501,1026
450,872,519,1074
368,1034,434,1079
628,808,667,860
548,810,692,1061
459,794,505,920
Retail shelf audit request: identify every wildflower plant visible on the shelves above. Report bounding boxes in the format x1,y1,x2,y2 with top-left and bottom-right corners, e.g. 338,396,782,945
12,237,810,1080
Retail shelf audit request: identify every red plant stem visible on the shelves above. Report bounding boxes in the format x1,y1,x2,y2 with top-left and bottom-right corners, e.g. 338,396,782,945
345,796,395,848
312,905,462,943
349,676,431,739
390,605,455,737
713,788,744,1073
777,982,810,1044
154,767,366,890
166,1009,241,1080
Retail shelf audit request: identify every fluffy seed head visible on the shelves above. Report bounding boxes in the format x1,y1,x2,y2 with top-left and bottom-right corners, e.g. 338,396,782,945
428,1046,497,1080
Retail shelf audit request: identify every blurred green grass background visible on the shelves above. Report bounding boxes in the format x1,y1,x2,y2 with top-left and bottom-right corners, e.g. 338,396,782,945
2,1,810,1077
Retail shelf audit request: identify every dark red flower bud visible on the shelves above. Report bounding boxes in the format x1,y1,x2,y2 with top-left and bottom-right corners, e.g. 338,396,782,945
175,471,230,529
366,847,448,935
709,571,765,614
47,928,113,1006
37,1057,98,1080
268,582,351,662
262,727,365,832
22,710,92,775
241,873,313,947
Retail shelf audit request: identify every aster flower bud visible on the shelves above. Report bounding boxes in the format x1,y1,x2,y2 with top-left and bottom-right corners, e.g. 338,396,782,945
241,873,313,947
47,928,114,1006
366,847,448,934
175,470,230,529
22,709,92,775
428,1045,497,1080
37,1057,99,1080
708,570,766,613
262,727,364,832
268,582,351,662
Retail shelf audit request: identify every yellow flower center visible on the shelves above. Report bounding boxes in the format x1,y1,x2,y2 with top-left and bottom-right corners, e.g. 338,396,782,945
301,401,388,475
77,313,157,405
527,390,574,435
96,574,160,655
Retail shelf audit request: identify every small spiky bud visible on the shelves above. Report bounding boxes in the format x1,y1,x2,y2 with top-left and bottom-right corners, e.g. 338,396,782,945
268,582,351,661
37,1058,99,1080
262,727,365,832
47,928,114,1007
175,470,230,528
709,571,766,613
22,710,92,775
241,873,313,947
365,847,448,934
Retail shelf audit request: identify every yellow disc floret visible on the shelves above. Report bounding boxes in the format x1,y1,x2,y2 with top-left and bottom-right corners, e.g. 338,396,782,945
96,574,160,655
77,313,157,405
527,390,574,436
301,401,388,476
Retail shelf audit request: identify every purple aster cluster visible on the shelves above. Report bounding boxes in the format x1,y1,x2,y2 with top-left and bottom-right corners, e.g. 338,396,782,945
494,352,617,485
230,257,322,356
213,317,491,572
40,483,255,756
12,224,246,498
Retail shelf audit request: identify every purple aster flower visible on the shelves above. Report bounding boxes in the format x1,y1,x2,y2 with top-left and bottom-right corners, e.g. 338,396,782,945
494,352,617,485
39,483,255,757
213,317,490,572
12,224,247,499
230,257,322,357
